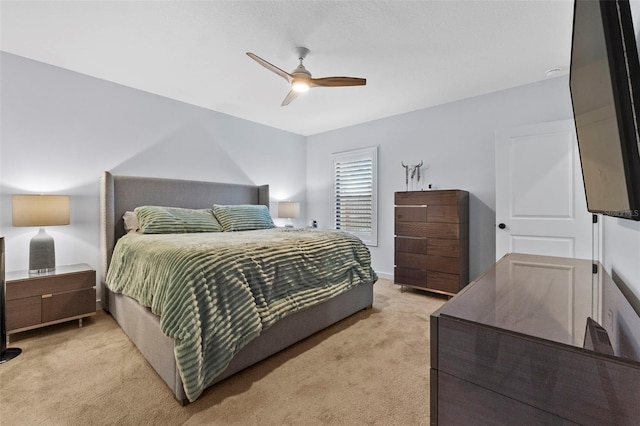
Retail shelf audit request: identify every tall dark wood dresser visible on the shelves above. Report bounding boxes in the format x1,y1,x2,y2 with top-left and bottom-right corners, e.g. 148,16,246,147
394,190,469,296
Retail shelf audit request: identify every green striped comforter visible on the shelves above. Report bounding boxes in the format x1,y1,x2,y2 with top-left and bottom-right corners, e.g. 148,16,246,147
105,228,377,401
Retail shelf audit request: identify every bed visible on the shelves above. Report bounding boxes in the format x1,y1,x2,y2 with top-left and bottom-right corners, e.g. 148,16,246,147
99,171,376,404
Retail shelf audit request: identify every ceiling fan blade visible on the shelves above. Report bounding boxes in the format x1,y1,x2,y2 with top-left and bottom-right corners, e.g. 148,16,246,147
281,90,300,106
310,77,366,87
246,52,292,83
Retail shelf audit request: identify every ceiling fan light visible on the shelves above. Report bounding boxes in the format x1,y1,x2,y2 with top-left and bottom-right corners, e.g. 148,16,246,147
292,80,310,93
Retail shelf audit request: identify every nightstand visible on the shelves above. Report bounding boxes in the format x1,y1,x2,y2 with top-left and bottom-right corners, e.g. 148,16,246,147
5,264,96,338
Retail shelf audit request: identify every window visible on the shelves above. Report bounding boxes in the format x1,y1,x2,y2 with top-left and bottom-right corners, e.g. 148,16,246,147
332,146,378,246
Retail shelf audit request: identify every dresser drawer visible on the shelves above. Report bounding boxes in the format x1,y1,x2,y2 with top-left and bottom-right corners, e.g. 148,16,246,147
395,266,428,288
395,205,460,223
395,253,461,275
395,252,427,269
436,315,640,425
427,205,460,223
395,222,460,239
437,372,573,425
395,236,428,254
427,271,462,294
395,191,460,206
395,206,427,222
395,267,461,294
396,237,460,257
428,238,461,258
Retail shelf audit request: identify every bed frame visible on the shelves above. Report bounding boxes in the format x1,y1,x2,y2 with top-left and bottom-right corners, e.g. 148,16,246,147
99,171,374,404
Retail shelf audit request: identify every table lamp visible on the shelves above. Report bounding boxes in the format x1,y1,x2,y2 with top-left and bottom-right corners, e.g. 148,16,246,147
278,201,300,228
12,195,70,274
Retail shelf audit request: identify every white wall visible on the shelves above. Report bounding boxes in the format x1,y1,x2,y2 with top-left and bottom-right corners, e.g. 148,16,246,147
307,76,575,281
0,52,307,304
3,51,639,302
602,217,640,301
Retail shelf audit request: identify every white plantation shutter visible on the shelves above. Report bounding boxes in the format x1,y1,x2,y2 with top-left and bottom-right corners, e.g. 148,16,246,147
332,146,378,246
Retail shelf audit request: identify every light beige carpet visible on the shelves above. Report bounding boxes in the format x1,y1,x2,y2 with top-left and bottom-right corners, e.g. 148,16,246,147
0,279,446,426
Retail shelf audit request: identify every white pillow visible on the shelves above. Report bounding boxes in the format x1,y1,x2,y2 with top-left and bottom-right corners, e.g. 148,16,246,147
123,211,140,233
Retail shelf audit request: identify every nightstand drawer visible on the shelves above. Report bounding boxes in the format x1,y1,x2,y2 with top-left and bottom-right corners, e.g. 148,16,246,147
42,288,96,323
6,269,95,300
6,296,41,330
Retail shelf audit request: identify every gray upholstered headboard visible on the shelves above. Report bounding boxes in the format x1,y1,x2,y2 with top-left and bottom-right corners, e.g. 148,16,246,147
99,171,269,289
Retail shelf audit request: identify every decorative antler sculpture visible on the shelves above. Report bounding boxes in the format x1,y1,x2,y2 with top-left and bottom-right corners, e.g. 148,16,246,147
401,160,424,191
401,161,410,191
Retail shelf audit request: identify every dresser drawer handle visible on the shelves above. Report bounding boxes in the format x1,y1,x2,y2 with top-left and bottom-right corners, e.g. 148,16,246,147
42,294,53,299
395,235,427,240
395,205,427,208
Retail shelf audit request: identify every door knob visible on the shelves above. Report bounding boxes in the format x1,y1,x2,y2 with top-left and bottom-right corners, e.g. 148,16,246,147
498,223,506,229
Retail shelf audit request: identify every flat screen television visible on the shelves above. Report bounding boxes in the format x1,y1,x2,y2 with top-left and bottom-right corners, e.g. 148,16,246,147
570,0,640,221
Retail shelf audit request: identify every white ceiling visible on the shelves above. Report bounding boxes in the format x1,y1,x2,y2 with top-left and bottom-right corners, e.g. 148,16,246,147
0,0,574,136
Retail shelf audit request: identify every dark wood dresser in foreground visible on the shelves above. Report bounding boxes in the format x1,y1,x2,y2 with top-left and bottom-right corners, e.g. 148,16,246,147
431,253,640,424
394,190,468,296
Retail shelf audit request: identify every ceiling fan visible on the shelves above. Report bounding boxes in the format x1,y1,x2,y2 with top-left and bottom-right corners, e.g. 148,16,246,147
246,47,366,106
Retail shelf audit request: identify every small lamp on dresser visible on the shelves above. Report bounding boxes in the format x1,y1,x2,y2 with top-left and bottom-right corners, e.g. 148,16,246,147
278,201,300,228
12,194,70,274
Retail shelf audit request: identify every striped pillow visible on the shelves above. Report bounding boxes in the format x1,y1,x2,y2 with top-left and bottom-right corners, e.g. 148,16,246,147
134,206,222,234
213,204,275,231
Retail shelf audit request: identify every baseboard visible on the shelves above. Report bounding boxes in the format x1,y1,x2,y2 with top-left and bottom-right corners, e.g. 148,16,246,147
375,271,393,281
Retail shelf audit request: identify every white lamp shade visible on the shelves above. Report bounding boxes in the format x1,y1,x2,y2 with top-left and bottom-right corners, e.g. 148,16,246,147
278,201,300,219
12,195,70,227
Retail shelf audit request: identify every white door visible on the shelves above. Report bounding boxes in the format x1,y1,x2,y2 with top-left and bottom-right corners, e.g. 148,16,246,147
495,120,593,260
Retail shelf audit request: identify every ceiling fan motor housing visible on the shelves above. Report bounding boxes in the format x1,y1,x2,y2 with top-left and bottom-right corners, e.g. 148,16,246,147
292,63,311,78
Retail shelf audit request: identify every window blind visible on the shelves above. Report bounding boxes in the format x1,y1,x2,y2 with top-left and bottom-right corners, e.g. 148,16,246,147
332,146,378,246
